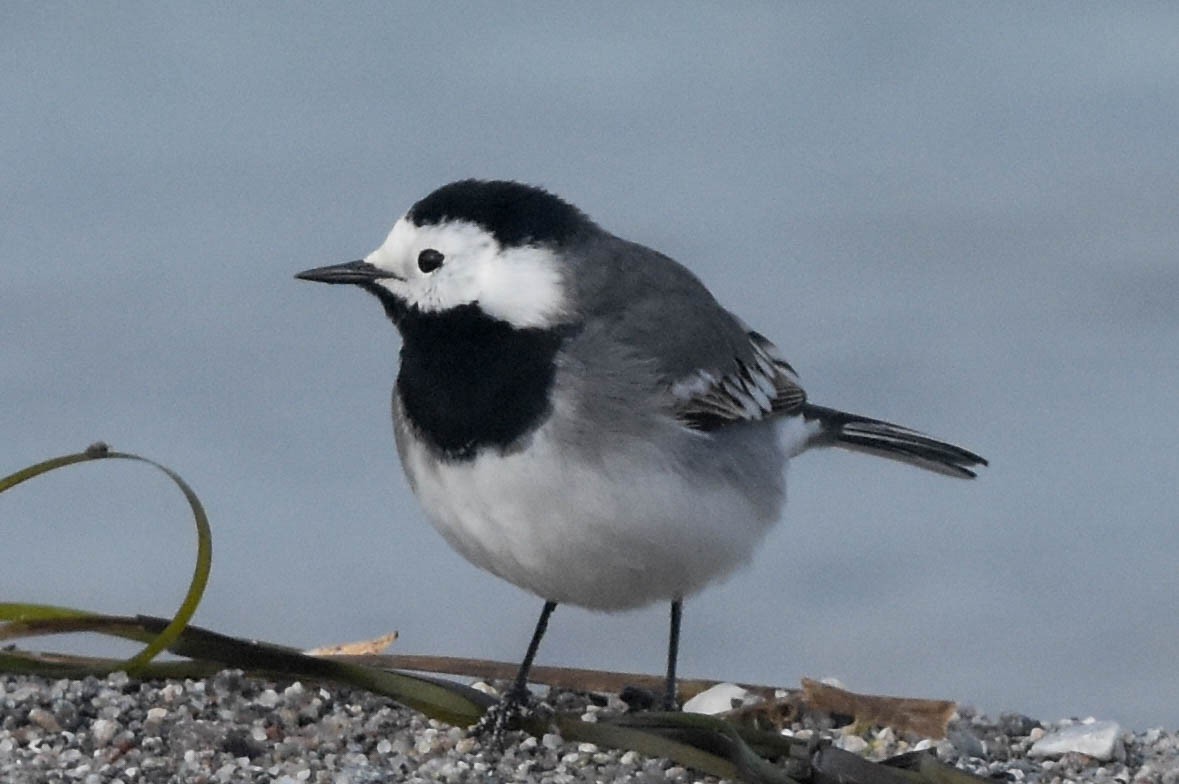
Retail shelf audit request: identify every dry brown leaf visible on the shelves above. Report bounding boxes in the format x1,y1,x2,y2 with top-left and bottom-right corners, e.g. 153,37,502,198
801,677,956,739
305,631,399,657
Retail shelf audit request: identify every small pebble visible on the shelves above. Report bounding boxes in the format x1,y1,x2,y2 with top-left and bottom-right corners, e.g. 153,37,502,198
948,727,987,759
90,718,119,745
27,707,62,732
836,734,869,754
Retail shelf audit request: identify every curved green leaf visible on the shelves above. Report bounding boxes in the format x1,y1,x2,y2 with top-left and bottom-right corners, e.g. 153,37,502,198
0,444,212,673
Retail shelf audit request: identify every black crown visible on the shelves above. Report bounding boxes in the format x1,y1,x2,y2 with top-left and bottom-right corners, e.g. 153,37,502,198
408,179,592,248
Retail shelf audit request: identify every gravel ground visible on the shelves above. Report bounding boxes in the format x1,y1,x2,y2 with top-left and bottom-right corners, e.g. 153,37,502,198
2,671,1177,783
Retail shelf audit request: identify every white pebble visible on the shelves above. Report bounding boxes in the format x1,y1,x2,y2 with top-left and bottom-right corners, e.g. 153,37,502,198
836,735,870,754
681,682,750,715
542,732,563,750
91,718,118,746
1029,720,1123,761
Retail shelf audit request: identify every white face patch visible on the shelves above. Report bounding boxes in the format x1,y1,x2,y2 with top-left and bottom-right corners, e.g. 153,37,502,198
364,216,571,329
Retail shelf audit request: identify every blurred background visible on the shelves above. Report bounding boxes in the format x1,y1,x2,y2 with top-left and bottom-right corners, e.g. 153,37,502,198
4,4,1177,728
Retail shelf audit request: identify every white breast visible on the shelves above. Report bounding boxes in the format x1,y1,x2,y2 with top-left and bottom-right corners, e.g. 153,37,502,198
393,400,788,611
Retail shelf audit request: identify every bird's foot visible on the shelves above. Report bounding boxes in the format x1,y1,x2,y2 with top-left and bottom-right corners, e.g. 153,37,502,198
618,684,680,713
471,687,532,747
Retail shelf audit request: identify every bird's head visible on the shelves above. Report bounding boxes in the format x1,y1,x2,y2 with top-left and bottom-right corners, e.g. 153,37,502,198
297,179,593,330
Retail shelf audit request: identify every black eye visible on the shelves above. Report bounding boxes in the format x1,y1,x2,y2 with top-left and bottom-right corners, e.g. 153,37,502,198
417,248,445,273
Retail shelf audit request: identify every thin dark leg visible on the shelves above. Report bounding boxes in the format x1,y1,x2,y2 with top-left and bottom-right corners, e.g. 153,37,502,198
473,600,557,740
510,600,557,699
664,598,682,710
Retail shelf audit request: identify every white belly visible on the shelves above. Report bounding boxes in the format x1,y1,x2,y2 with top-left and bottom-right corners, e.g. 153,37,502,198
394,411,787,611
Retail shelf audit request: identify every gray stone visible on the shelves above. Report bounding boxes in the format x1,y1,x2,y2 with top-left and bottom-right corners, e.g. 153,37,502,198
1029,720,1123,761
948,728,987,759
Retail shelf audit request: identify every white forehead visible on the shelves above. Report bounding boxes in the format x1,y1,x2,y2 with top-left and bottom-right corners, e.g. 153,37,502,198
368,217,495,270
365,216,572,329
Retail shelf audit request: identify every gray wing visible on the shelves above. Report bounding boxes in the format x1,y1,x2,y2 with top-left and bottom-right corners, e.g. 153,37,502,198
671,328,806,430
567,234,806,431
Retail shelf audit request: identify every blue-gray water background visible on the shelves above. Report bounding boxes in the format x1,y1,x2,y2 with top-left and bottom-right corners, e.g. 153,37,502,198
4,4,1177,728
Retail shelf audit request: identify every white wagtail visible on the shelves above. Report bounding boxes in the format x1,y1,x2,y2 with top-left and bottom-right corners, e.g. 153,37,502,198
297,179,986,728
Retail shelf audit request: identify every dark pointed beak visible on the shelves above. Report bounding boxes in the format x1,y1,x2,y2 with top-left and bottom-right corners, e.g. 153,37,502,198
295,260,400,284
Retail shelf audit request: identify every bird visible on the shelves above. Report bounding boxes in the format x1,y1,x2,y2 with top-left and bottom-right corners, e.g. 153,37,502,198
296,178,986,733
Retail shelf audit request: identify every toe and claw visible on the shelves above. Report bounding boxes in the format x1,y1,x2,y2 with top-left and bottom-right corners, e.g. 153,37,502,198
471,685,532,745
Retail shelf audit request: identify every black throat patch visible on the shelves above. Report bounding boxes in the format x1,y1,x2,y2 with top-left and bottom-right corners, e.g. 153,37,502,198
394,303,571,460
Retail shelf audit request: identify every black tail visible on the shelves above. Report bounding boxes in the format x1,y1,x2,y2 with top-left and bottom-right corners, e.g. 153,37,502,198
801,404,987,479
